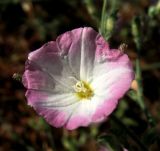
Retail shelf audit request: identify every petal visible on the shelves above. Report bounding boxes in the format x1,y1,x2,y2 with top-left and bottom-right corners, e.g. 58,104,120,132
64,92,117,130
27,89,80,128
22,60,55,91
28,41,62,76
22,40,83,128
56,31,72,56
92,98,118,122
93,54,133,78
65,96,101,130
91,50,134,122
92,65,133,96
23,41,75,93
65,103,92,129
64,27,98,81
65,115,90,130
95,34,110,60
95,35,122,62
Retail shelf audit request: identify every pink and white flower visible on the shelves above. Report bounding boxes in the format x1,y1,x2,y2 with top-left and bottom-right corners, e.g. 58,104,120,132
22,27,134,130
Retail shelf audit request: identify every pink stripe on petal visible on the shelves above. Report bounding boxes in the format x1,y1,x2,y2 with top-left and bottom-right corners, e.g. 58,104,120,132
65,116,90,130
22,65,55,90
105,49,122,60
28,41,63,77
25,90,49,106
108,71,134,99
26,89,80,128
56,31,72,56
92,99,118,123
29,41,58,60
35,107,67,128
95,34,124,62
95,34,110,59
49,111,67,128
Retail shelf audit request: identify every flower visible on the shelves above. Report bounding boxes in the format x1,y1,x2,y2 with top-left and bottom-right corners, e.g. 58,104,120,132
22,27,134,130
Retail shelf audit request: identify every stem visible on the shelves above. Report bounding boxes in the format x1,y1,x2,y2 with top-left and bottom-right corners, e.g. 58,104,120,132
132,18,155,127
135,43,156,127
100,0,107,35
111,115,149,151
136,58,145,110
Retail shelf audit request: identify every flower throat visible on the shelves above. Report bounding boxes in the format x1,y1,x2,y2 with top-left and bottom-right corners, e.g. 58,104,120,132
73,81,94,100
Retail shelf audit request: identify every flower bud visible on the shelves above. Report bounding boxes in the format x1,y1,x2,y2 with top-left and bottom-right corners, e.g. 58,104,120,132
105,17,114,33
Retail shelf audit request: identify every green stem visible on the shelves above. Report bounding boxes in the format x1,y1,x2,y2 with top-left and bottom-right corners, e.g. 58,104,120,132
100,0,107,35
136,58,145,110
136,45,156,127
132,18,155,127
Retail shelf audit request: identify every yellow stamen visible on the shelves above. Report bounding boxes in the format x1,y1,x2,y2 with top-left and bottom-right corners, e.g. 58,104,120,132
73,81,94,100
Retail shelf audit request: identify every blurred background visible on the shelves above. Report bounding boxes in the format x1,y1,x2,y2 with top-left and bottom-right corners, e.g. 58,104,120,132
0,0,160,151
